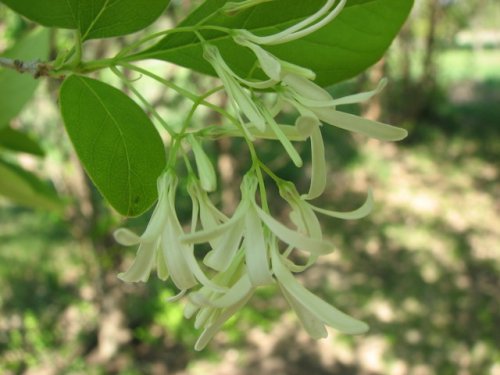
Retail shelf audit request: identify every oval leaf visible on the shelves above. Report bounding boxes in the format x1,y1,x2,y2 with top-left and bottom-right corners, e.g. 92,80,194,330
59,75,166,216
139,0,413,87
0,0,171,40
0,127,45,156
0,159,63,212
0,28,50,129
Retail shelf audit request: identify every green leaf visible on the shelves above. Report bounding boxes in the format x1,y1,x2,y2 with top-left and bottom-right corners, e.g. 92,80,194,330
0,127,45,156
138,0,414,87
0,158,63,212
0,28,50,129
59,75,166,217
0,0,171,40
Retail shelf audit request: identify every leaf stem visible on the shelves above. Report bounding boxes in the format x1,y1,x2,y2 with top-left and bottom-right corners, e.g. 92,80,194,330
110,66,176,136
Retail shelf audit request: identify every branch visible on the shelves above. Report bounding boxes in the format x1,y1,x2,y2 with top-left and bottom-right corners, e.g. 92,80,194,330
0,57,51,78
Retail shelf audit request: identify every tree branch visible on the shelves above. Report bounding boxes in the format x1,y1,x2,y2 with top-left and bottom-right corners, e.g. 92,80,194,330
0,57,51,78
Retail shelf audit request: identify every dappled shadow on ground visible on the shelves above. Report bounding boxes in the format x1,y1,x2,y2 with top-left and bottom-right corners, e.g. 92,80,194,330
0,78,498,374
185,78,499,375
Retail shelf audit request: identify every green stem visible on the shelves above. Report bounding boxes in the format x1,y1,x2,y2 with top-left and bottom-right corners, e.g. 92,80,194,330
110,66,176,136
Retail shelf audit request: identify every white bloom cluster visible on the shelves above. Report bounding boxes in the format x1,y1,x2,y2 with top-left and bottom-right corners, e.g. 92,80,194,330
115,0,407,350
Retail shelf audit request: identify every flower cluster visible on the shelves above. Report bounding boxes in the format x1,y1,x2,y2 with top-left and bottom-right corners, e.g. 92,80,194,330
115,0,407,350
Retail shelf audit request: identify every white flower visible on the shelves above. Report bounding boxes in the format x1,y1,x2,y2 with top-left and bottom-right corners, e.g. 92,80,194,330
182,173,274,286
203,43,270,131
271,244,369,338
188,134,217,192
115,171,225,292
114,171,174,283
236,0,347,45
183,250,255,351
223,0,275,14
203,43,304,166
233,32,316,82
281,73,408,141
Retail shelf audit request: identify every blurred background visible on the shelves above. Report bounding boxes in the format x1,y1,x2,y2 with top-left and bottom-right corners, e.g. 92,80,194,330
0,0,499,374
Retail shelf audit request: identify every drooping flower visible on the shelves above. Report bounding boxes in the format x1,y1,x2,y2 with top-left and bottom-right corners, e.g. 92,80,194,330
235,0,347,45
223,0,275,14
281,73,408,141
115,170,225,293
188,134,217,192
203,43,303,166
271,242,369,338
183,249,255,351
182,173,275,285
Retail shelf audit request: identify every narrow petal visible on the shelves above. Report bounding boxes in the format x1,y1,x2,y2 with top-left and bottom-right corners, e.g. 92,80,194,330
203,218,244,271
253,203,333,255
264,108,303,167
184,301,200,319
140,172,171,242
314,109,408,141
283,74,332,103
161,224,197,290
118,240,159,283
209,274,254,308
310,189,374,220
194,293,253,351
114,228,140,246
275,0,346,44
181,200,248,245
234,36,281,80
303,125,326,200
279,284,328,339
189,135,217,192
194,306,218,330
156,245,169,281
272,249,369,335
203,45,267,130
244,207,274,286
237,0,338,45
332,78,388,106
280,182,323,239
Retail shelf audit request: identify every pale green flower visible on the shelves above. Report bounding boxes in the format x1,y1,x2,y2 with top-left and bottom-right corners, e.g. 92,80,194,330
281,73,408,141
182,173,274,285
183,250,255,351
115,171,225,292
233,32,316,82
236,0,347,45
223,0,275,14
188,134,217,192
203,44,268,130
271,244,369,338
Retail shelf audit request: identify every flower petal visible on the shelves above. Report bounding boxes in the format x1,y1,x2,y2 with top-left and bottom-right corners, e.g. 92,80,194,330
283,74,332,103
279,284,328,339
118,240,159,283
189,135,217,192
244,207,274,286
234,36,281,81
194,292,253,351
181,200,248,245
310,189,374,220
203,218,244,271
314,109,408,141
303,125,326,200
272,249,369,335
332,78,388,106
156,245,169,281
253,203,333,255
114,228,140,246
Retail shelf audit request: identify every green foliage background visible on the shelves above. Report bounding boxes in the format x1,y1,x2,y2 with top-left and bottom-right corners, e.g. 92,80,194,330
0,1,499,374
